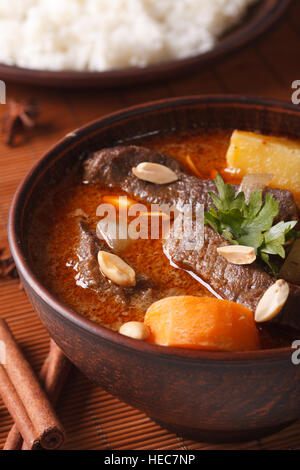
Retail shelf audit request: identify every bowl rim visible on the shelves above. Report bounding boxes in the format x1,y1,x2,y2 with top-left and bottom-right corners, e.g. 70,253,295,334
0,0,291,87
8,94,300,363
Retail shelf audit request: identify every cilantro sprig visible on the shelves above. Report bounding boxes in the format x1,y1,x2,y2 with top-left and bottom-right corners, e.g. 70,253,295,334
204,174,298,276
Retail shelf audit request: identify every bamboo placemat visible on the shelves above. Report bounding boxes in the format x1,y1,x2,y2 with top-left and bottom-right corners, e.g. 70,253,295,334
1,1,300,450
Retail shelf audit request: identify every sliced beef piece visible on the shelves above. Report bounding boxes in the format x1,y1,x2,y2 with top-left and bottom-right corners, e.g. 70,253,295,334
163,223,273,310
83,145,299,223
163,222,300,330
75,221,158,307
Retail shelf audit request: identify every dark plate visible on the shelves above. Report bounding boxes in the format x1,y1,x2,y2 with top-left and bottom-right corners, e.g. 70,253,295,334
0,0,291,88
8,95,300,442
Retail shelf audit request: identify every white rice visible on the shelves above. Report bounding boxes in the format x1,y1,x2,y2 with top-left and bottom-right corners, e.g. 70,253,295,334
0,0,258,72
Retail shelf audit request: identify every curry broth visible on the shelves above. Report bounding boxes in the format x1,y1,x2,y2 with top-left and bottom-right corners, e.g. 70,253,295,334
28,130,297,348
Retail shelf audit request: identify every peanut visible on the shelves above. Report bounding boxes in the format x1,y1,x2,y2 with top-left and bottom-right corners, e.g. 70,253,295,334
98,251,136,287
132,162,178,184
255,279,290,322
119,321,150,340
217,245,256,265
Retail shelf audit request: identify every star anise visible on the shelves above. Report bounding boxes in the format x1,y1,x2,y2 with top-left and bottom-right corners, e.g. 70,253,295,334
2,99,40,146
0,248,18,280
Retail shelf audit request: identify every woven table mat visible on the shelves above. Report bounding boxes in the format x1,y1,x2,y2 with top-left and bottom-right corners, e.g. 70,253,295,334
1,1,300,449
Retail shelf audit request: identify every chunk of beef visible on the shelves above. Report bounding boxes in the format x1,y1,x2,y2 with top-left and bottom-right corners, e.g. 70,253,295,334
83,145,299,222
163,223,273,309
75,221,158,307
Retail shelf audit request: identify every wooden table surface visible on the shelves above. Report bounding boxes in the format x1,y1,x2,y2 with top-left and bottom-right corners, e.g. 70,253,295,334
1,1,300,450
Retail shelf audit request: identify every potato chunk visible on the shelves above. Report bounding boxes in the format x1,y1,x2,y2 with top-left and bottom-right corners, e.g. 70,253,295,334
226,130,300,200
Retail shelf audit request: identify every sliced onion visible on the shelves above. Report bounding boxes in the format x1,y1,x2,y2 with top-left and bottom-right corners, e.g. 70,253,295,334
279,239,300,285
185,155,202,178
239,173,273,202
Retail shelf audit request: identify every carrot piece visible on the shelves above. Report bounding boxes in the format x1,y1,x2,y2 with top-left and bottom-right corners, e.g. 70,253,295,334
144,296,259,351
185,155,202,178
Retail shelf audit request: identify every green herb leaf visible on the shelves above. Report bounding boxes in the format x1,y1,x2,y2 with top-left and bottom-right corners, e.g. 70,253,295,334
214,173,235,209
238,231,264,251
204,211,220,233
204,174,299,275
221,231,239,244
260,220,297,259
242,193,279,233
260,252,279,277
265,220,297,242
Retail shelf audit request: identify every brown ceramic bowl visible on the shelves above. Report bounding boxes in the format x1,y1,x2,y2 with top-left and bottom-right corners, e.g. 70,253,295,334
0,0,291,88
8,96,300,443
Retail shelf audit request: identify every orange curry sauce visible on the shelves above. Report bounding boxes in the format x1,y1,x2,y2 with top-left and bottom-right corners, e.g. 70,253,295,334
28,130,297,349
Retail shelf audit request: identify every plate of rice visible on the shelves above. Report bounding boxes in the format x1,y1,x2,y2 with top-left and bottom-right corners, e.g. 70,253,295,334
0,0,291,87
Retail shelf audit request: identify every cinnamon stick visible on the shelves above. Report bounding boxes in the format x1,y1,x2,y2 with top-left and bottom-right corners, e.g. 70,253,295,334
0,366,37,447
0,320,66,449
4,339,71,450
39,339,71,405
